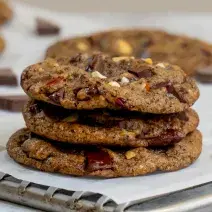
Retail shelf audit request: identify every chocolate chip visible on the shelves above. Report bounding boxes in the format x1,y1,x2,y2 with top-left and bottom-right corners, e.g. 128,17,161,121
177,111,189,121
36,17,60,36
86,87,98,95
69,53,83,63
48,88,64,104
85,56,98,72
76,87,98,101
152,81,187,103
86,149,112,172
128,67,153,79
149,129,184,146
152,81,170,89
115,97,127,108
166,84,187,103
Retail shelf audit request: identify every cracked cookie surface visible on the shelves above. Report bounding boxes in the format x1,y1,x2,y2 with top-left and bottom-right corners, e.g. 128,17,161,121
21,53,199,114
7,128,202,177
23,100,199,147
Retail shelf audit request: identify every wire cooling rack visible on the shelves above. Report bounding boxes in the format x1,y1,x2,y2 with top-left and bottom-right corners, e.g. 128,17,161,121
1,171,212,212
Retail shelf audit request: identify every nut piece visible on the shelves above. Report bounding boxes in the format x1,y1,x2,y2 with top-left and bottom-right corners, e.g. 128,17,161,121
108,81,120,87
125,150,136,159
121,77,130,85
112,56,135,62
115,39,133,55
76,42,89,51
91,71,107,79
156,63,165,68
143,58,153,65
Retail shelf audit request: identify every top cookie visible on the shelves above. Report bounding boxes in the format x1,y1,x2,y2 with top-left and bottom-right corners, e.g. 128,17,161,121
46,29,212,76
21,53,199,113
0,0,12,25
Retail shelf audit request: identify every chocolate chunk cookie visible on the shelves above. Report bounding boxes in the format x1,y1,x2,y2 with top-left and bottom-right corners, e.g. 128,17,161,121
23,100,199,147
0,0,13,25
21,53,199,114
7,128,202,177
46,29,212,76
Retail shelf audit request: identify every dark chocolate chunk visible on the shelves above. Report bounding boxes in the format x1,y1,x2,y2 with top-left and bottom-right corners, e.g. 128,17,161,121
86,149,112,172
36,18,60,36
85,56,98,72
128,67,153,78
0,95,28,112
149,129,184,146
48,88,64,104
0,68,18,86
76,87,98,101
153,81,187,103
196,65,212,83
166,84,187,103
69,54,82,63
152,81,170,89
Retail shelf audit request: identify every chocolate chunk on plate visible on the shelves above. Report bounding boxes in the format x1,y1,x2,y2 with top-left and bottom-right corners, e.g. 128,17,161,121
196,65,212,83
0,95,28,112
36,17,60,36
0,68,17,86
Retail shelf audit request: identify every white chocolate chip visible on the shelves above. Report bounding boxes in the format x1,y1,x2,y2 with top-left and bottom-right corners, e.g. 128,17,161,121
91,71,107,79
156,63,165,68
121,77,130,85
125,150,136,159
108,81,120,87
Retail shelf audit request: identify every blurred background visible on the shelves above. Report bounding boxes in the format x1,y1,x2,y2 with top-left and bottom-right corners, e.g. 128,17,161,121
17,0,212,12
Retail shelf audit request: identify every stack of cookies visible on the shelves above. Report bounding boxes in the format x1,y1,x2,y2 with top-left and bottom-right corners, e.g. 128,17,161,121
7,53,202,177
